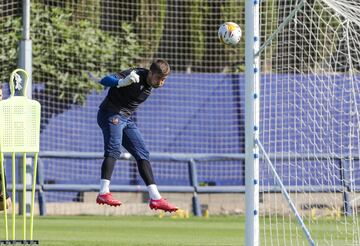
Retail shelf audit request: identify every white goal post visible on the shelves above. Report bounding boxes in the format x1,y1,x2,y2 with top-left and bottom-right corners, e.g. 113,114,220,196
246,0,360,245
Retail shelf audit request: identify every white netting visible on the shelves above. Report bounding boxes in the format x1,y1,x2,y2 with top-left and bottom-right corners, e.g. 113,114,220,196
0,1,246,203
1,0,360,244
260,0,360,245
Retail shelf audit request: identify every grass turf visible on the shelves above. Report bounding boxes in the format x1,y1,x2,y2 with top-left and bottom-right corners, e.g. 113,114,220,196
0,215,357,245
1,215,243,246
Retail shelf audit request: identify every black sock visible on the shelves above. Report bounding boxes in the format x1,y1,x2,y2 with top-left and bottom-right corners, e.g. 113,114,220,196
101,156,116,180
137,159,155,186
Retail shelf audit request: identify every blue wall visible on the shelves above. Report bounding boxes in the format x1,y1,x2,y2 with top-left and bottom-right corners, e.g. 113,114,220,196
2,73,359,201
35,73,245,191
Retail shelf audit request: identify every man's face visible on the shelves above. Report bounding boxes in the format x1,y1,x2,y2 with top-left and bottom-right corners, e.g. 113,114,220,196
147,71,167,88
0,89,2,101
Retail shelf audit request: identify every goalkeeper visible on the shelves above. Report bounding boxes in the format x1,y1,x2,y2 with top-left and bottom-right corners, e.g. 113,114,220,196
95,59,178,212
0,82,12,211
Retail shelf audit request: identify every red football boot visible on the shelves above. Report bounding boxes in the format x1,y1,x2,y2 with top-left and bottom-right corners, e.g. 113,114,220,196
96,193,121,207
149,198,178,212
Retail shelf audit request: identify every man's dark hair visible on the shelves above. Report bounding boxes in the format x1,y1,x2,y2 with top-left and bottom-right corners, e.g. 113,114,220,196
0,82,2,89
150,59,170,78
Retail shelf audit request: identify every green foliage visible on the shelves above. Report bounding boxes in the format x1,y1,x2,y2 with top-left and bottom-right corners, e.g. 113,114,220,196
219,2,244,31
0,16,21,80
189,0,209,63
63,0,101,25
260,0,278,73
0,3,141,105
310,1,342,71
137,0,166,65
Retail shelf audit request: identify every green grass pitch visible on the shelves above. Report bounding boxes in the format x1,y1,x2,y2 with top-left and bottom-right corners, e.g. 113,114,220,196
1,215,243,246
0,215,355,245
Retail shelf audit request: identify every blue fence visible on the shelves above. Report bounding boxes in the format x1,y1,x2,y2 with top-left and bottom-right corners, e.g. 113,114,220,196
1,73,360,215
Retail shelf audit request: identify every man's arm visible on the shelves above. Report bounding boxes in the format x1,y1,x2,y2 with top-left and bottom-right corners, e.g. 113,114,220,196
100,71,140,88
100,74,120,87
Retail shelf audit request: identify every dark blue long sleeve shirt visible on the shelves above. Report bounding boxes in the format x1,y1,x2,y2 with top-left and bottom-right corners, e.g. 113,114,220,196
99,68,152,117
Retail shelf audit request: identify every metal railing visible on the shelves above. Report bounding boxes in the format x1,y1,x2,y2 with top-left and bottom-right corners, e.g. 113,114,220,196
2,151,356,216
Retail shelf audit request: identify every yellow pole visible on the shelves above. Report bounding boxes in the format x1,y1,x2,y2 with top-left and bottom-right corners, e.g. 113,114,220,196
22,153,27,240
30,153,38,240
0,152,8,240
12,152,16,240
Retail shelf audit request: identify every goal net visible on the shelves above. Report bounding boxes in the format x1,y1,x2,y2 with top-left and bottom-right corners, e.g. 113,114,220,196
0,0,247,209
259,0,360,244
1,0,360,244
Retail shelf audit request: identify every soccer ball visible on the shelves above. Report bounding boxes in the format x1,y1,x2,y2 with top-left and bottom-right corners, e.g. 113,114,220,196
218,22,242,46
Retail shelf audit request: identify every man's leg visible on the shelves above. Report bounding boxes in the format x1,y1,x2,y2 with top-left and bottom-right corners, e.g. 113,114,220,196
123,120,178,212
0,173,11,211
96,109,125,207
100,156,116,194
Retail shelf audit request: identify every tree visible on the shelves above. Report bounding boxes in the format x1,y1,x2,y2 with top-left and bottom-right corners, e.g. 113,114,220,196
0,2,141,128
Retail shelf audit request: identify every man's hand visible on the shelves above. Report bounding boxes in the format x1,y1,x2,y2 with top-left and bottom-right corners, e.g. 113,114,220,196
127,70,140,83
117,70,140,87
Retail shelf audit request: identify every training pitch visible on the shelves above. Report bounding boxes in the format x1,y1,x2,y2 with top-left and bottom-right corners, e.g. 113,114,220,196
0,215,354,245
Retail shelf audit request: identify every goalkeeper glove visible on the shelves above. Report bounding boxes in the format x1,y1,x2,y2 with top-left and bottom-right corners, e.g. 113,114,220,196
117,70,140,88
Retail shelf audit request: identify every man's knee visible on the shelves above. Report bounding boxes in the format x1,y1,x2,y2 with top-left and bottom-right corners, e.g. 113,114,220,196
135,150,150,161
105,151,121,160
104,142,122,160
